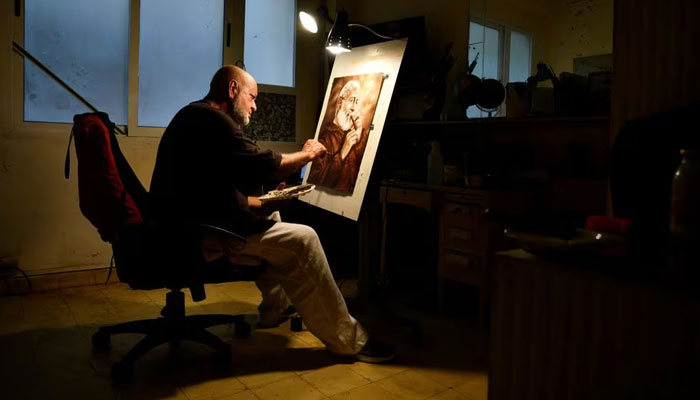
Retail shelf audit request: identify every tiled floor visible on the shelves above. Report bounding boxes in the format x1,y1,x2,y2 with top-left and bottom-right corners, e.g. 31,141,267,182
0,281,488,399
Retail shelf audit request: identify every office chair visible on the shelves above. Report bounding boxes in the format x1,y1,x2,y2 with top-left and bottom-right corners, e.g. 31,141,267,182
67,112,268,381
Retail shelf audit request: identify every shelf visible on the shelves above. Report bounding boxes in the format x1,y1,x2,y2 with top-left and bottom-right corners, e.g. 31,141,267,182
386,115,610,127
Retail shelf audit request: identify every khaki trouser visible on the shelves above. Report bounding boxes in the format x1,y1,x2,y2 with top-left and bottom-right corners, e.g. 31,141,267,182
202,220,368,355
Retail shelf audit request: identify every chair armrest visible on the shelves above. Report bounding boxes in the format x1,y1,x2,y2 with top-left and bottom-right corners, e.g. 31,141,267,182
199,224,247,243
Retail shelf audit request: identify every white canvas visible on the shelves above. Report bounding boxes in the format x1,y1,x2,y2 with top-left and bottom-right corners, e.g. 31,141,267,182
301,39,407,220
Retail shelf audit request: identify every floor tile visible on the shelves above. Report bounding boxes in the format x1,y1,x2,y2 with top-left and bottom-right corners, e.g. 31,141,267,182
114,385,189,400
292,330,325,349
252,375,326,400
346,360,407,382
329,382,397,399
179,376,246,400
374,370,448,399
428,389,471,399
236,368,297,389
218,389,262,400
300,364,370,396
414,366,487,389
0,280,489,400
20,291,76,328
0,294,25,334
452,374,488,400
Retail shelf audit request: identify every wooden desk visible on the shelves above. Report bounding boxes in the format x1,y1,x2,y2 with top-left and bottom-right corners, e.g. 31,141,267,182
379,181,502,325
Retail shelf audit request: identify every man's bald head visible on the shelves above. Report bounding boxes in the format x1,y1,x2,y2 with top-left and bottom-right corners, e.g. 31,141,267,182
205,65,255,102
204,65,258,127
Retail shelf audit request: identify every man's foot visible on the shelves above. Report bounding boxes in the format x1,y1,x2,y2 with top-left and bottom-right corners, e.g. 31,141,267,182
355,338,394,363
256,305,299,329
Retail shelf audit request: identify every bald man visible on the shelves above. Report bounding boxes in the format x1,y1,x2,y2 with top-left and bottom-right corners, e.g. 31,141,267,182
150,66,393,363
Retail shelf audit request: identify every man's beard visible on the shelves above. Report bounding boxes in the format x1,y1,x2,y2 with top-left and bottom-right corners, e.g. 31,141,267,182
231,98,250,127
336,108,356,131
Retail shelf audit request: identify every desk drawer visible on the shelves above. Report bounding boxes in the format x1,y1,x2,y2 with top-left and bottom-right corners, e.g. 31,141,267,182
441,251,484,285
384,187,432,211
443,226,482,253
441,202,482,229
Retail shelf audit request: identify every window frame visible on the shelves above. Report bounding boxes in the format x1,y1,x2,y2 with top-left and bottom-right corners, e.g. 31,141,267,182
504,26,533,83
468,18,533,118
247,0,300,148
469,18,532,84
11,0,299,139
244,0,298,90
469,19,505,82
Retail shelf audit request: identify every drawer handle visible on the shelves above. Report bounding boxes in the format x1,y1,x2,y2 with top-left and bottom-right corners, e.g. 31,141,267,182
448,228,473,241
446,204,472,215
445,253,471,266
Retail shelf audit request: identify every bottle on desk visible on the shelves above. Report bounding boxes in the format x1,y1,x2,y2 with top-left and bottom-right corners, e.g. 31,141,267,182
671,149,700,236
669,149,700,271
427,140,444,186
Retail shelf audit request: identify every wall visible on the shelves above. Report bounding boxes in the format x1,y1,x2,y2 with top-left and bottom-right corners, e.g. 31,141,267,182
337,0,470,118
611,0,700,141
470,0,553,77
0,0,324,275
470,0,612,77
543,0,613,75
337,0,611,105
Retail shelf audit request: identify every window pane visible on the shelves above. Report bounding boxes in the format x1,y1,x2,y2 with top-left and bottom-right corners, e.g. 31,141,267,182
138,0,223,127
24,0,129,124
244,0,295,87
468,22,500,118
509,30,531,82
469,22,500,80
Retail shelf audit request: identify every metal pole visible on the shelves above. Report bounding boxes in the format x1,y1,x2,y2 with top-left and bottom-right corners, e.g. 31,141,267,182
12,41,126,135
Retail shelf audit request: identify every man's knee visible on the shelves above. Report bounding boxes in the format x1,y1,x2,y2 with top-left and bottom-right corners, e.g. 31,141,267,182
292,224,320,249
269,222,321,251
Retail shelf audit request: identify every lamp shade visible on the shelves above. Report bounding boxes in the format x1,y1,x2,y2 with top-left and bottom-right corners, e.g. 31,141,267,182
326,10,351,54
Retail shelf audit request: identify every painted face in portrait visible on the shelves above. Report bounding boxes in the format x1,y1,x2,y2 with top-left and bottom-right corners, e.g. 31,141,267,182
335,80,361,131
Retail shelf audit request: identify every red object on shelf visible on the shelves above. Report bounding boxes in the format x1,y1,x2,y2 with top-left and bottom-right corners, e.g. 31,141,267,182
585,215,631,235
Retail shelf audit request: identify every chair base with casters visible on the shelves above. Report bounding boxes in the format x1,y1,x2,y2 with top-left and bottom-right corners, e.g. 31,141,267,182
65,113,304,381
91,288,252,381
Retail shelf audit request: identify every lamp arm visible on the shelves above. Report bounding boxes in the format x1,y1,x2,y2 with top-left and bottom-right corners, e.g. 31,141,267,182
348,23,395,40
319,6,335,24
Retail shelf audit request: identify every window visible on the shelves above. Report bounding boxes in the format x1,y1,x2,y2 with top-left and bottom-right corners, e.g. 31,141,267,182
467,20,532,118
17,0,298,135
138,0,224,128
244,0,296,88
508,30,532,82
24,0,129,124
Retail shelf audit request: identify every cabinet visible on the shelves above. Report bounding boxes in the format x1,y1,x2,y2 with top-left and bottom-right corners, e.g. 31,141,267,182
375,117,610,323
379,182,501,324
490,250,700,399
437,190,496,327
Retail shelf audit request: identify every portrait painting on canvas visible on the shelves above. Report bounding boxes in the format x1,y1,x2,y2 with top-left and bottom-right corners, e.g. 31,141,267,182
307,73,384,194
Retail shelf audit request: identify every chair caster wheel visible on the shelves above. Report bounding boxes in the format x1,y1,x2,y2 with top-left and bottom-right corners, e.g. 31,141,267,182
290,316,303,332
111,360,134,382
91,331,110,351
235,321,251,338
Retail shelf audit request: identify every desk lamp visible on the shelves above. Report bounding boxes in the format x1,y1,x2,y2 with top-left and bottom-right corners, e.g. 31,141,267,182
299,7,394,54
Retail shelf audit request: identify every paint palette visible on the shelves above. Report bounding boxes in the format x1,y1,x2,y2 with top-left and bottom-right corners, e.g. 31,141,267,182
258,184,315,203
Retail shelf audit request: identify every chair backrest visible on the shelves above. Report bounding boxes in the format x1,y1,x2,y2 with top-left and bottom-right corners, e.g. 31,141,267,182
68,112,208,296
70,112,147,243
68,112,263,299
